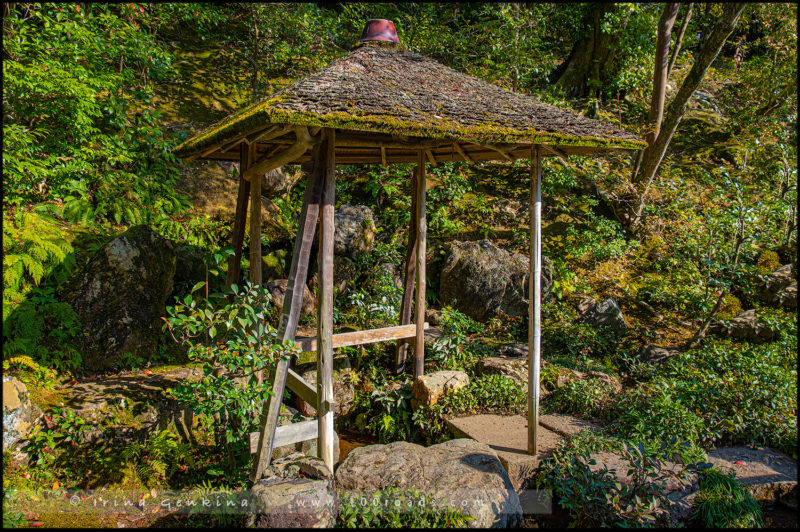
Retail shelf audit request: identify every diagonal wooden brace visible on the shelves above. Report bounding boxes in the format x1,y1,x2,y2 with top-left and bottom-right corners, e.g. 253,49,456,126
249,141,326,485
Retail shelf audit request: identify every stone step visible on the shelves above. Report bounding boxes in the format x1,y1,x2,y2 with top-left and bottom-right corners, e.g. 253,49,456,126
446,414,563,492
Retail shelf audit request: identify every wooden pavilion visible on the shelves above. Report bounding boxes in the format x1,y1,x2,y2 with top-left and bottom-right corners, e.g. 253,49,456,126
173,19,645,483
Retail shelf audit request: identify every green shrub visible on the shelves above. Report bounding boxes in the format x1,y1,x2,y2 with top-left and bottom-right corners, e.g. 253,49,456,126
336,486,473,528
545,377,614,418
541,442,698,527
122,429,195,488
3,288,83,373
756,250,781,275
163,281,297,452
716,293,743,320
691,468,763,528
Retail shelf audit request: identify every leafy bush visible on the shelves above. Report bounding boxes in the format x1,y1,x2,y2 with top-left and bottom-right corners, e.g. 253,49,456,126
756,250,781,275
3,288,83,373
26,408,89,466
541,442,698,527
691,468,763,528
163,282,297,450
336,486,473,528
2,211,74,314
545,377,615,418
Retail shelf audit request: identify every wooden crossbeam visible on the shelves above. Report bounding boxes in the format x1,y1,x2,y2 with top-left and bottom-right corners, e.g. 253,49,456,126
453,143,474,163
249,420,318,454
293,323,429,353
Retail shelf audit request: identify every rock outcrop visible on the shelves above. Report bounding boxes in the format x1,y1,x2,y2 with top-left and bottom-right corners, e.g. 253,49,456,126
709,309,779,343
265,279,315,316
3,377,42,451
412,370,470,408
61,225,178,372
439,240,552,322
577,298,627,333
334,204,376,258
335,439,522,528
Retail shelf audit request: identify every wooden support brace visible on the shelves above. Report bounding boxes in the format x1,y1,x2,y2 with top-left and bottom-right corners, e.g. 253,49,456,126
425,149,437,167
248,143,262,286
453,143,474,163
226,144,251,289
249,420,318,454
528,145,542,456
396,172,418,374
380,146,387,167
249,141,326,485
317,128,336,473
542,145,569,165
414,151,427,378
295,323,429,353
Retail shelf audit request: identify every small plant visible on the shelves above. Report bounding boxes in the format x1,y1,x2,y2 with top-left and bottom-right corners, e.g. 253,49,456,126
26,408,89,465
691,468,763,528
122,429,195,488
336,486,473,528
545,377,614,418
756,250,781,275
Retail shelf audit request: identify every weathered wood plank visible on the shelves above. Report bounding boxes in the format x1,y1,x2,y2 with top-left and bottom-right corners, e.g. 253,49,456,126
396,172,417,375
249,420,318,454
249,141,325,485
453,143,474,163
317,128,336,473
296,323,429,353
286,368,317,406
528,145,542,456
226,144,251,289
248,143,262,285
414,151,427,378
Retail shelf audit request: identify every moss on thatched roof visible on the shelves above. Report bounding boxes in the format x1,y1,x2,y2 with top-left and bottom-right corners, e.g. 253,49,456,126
174,41,645,159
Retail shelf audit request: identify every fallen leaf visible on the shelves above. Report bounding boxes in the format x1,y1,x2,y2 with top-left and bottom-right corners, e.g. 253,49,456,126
734,460,747,466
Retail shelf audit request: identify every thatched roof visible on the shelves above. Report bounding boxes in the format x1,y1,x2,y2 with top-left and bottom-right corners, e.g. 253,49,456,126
174,41,645,165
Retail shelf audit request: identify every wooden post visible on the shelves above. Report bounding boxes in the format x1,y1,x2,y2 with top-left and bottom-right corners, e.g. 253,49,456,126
317,128,336,472
395,174,418,374
528,145,542,456
226,144,251,289
248,143,262,286
249,143,325,485
414,151,427,379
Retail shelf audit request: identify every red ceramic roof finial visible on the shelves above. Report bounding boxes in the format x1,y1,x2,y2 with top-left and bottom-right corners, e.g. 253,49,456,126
359,19,400,44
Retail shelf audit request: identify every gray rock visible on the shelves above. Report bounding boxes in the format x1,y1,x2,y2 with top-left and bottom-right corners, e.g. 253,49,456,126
439,240,553,322
757,264,795,306
577,298,627,333
264,453,333,481
249,477,336,528
295,368,355,418
3,377,42,451
173,245,206,289
711,309,779,343
779,282,797,309
477,343,535,389
265,279,315,316
60,225,177,372
707,446,797,507
334,204,375,258
638,345,681,364
335,439,522,528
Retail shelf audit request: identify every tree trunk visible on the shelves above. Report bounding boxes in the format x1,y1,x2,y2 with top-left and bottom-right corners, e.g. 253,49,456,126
627,3,747,231
632,3,680,179
667,3,693,77
551,4,628,99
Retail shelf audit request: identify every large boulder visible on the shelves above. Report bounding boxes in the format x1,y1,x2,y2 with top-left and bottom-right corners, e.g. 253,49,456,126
334,204,376,258
335,439,522,528
757,264,795,306
577,298,627,334
249,476,335,528
439,240,553,322
3,377,42,451
411,370,470,409
476,343,538,390
265,279,315,316
61,225,177,372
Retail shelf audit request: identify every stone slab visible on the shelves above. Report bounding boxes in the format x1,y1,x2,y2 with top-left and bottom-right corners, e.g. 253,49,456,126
538,414,600,437
707,446,797,507
446,414,562,492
